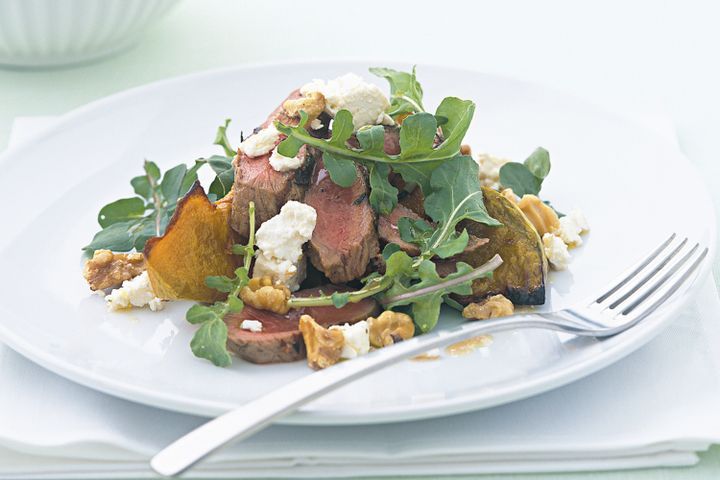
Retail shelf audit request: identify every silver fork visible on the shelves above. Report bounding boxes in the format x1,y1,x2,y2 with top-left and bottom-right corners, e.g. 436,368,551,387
151,233,708,477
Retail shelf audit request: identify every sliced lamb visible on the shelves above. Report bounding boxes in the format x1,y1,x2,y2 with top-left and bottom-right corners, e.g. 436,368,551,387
230,89,316,239
304,156,379,283
225,286,380,364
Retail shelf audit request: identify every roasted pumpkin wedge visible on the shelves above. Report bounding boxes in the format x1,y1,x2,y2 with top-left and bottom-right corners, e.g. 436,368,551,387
144,182,237,302
449,187,548,305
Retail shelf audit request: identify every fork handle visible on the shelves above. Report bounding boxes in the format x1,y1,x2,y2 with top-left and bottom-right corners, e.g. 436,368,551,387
151,314,583,477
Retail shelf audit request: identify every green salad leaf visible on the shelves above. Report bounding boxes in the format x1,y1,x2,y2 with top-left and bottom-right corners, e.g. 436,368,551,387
213,118,236,157
85,121,238,253
422,156,501,258
84,160,199,252
499,147,551,196
370,66,425,117
275,95,474,196
381,259,480,332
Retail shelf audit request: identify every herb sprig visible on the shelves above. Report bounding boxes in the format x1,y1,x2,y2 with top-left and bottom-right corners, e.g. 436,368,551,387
499,147,551,197
369,66,425,117
84,121,238,252
184,202,256,367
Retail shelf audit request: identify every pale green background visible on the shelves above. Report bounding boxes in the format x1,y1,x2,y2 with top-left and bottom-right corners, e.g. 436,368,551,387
1,0,719,478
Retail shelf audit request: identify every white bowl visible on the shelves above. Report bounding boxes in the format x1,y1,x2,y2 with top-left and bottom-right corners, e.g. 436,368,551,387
0,0,180,68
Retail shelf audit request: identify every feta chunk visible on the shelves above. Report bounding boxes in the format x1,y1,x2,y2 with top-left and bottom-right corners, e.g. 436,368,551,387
269,147,304,172
330,321,370,359
542,233,571,271
239,124,279,157
253,201,317,291
555,209,590,247
310,118,324,130
475,153,511,189
240,319,263,333
106,272,164,312
301,73,393,130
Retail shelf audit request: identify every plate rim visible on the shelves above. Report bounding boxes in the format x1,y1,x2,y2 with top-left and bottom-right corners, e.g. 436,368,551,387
0,60,715,425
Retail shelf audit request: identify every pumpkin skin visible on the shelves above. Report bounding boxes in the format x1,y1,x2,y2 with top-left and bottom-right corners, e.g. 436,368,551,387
450,187,548,305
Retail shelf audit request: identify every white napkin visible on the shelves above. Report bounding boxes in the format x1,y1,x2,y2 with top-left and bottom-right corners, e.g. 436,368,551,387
1,117,719,479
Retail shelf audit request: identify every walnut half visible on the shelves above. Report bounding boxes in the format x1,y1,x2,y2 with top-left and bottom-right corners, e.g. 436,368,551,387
299,315,344,370
240,276,291,314
462,294,515,320
367,311,415,348
283,92,326,126
518,194,560,236
83,250,145,291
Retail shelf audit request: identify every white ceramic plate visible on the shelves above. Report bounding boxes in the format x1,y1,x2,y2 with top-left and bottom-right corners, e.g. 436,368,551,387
0,62,714,425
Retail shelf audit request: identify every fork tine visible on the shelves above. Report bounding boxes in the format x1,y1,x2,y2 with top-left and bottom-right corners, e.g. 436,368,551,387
620,243,700,315
606,237,688,309
595,233,676,304
623,247,708,320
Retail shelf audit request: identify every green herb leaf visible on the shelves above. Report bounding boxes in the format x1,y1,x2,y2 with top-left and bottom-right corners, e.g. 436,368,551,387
368,163,398,215
144,160,161,181
227,295,244,313
399,113,437,157
499,162,542,196
181,159,207,194
434,97,475,154
524,147,551,180
382,243,402,260
205,275,235,293
432,229,470,259
130,175,151,199
499,147,552,196
83,221,138,252
186,304,219,325
323,152,357,188
383,250,415,278
423,156,500,256
206,155,235,198
356,125,386,156
190,318,232,368
214,119,236,157
392,161,442,194
97,197,146,228
329,110,355,147
384,260,477,332
276,111,309,158
160,164,188,206
397,216,432,247
369,65,424,116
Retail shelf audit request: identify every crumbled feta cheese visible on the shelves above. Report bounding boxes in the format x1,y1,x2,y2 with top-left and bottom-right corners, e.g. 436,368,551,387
239,124,279,157
555,209,590,247
253,201,317,291
475,153,511,189
269,148,304,172
301,73,394,130
106,272,164,312
240,319,263,332
329,321,370,359
542,233,571,271
310,119,324,130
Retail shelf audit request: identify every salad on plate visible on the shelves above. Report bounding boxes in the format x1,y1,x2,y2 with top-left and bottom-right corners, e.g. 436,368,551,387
81,66,589,371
